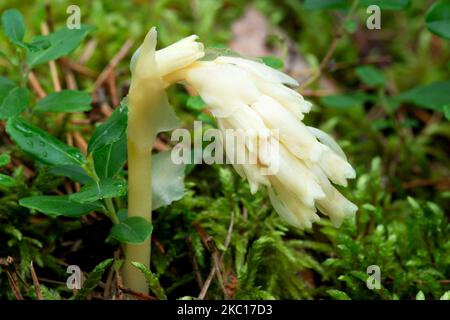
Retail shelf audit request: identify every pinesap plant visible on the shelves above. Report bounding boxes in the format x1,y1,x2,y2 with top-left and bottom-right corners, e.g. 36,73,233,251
0,9,357,295
1,3,449,300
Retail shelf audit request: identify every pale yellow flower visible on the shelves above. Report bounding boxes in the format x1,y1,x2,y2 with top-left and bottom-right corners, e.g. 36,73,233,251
133,29,357,229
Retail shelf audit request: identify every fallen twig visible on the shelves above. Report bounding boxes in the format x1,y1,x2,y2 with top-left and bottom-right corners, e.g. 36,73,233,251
402,178,450,190
41,22,61,92
37,278,66,286
299,0,360,90
100,103,113,118
104,259,117,299
198,265,215,300
66,60,97,78
94,39,134,91
60,58,78,90
114,264,124,300
118,285,157,300
28,72,47,98
45,3,54,32
107,68,119,107
197,210,235,300
79,39,98,65
186,236,204,290
72,131,88,155
152,237,166,254
7,271,24,300
30,262,44,300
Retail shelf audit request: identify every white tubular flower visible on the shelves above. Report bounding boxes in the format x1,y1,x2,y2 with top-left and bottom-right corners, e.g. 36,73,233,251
184,62,261,117
142,30,357,229
155,35,205,76
131,34,205,80
252,95,324,162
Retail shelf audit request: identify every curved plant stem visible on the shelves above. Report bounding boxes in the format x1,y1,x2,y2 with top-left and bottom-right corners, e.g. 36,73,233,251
122,141,152,294
122,27,177,294
105,198,120,225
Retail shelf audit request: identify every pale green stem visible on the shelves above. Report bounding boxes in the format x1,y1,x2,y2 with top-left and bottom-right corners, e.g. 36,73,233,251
122,140,152,294
121,27,172,294
105,198,120,225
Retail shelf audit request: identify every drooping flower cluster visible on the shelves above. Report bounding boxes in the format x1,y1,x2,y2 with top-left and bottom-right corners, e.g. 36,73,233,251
132,28,357,229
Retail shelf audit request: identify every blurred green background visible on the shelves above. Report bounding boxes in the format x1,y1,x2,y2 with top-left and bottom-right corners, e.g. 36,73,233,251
0,0,449,300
